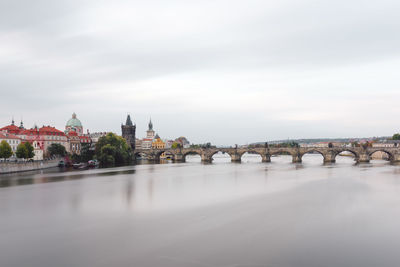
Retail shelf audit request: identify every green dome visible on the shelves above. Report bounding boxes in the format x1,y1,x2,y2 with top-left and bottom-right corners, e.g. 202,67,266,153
66,113,82,127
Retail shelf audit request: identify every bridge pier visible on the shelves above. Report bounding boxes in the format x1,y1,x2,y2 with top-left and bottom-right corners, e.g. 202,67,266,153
390,154,400,165
201,154,212,163
173,153,185,163
357,153,370,163
261,154,271,163
323,151,336,163
292,154,302,163
231,153,241,163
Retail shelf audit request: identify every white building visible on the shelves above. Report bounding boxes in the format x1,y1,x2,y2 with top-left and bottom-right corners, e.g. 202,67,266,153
141,138,153,149
0,132,21,154
31,140,44,161
140,119,156,150
146,119,155,139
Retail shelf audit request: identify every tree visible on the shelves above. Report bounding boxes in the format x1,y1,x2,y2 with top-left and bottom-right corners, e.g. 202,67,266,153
171,142,181,149
98,144,116,166
23,142,35,159
16,143,28,159
48,143,67,157
190,144,200,149
393,133,400,140
71,153,81,163
80,143,95,162
0,140,13,159
95,133,132,166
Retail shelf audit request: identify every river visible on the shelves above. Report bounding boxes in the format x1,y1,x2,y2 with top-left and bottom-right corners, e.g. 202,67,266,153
1,153,400,267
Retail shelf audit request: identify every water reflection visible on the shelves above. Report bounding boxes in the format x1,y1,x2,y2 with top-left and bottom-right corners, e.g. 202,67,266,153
0,168,137,188
125,178,134,207
1,154,400,267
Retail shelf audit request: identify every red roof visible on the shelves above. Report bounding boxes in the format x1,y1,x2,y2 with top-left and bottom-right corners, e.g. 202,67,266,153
20,129,40,136
0,132,20,140
39,126,65,136
0,124,21,134
68,131,78,136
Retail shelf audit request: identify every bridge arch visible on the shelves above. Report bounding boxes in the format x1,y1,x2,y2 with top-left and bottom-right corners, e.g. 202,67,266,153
134,151,149,161
269,149,296,157
183,150,202,161
267,148,298,163
184,151,200,156
209,150,233,161
300,150,326,162
241,150,263,162
334,149,359,162
368,149,393,161
154,150,177,161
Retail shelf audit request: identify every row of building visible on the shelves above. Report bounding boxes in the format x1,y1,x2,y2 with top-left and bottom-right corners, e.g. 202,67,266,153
121,115,190,150
134,119,190,150
0,113,108,160
1,113,191,161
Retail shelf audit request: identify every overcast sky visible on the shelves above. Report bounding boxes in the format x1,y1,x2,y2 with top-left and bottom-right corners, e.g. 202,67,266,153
1,0,399,145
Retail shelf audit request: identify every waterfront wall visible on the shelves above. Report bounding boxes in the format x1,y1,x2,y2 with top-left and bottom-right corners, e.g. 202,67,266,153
0,158,60,174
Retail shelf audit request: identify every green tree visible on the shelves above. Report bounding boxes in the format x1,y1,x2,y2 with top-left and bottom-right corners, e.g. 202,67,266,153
95,133,132,166
71,153,81,163
48,143,67,157
393,133,400,140
23,142,35,159
16,143,28,159
80,143,95,162
171,142,181,149
99,144,116,166
0,140,13,159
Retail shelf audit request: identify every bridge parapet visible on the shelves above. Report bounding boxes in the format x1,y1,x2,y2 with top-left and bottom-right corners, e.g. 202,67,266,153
133,146,400,164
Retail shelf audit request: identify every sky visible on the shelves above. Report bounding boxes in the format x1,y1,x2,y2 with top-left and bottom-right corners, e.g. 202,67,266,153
0,0,399,145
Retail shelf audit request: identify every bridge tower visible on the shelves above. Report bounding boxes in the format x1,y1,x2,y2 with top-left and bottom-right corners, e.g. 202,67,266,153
121,114,136,151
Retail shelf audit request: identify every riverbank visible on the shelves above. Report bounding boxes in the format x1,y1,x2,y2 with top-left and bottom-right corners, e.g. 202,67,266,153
0,158,60,174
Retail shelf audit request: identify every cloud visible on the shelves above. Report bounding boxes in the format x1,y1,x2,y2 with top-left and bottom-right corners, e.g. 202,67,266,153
0,0,399,145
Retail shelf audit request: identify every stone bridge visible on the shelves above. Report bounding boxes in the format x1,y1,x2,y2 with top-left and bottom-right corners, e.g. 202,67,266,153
134,146,400,164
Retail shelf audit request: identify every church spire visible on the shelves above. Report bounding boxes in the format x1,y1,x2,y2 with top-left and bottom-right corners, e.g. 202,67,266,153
125,114,133,126
11,117,14,126
148,118,153,130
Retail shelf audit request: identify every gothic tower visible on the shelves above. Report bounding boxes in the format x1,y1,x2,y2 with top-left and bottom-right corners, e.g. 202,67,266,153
146,118,155,139
121,114,136,150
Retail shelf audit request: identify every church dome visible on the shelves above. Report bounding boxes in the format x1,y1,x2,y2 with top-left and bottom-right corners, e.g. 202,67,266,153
66,113,82,128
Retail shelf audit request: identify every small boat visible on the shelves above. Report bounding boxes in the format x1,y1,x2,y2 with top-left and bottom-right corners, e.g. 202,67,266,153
88,160,99,168
78,163,89,170
73,163,84,169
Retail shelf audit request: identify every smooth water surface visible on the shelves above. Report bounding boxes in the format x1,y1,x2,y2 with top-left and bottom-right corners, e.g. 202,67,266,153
1,154,400,267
